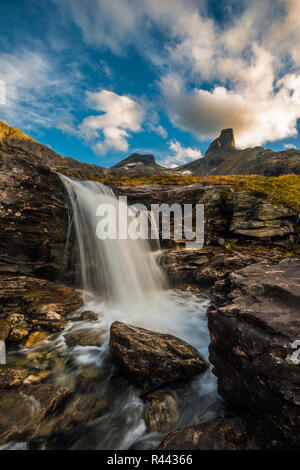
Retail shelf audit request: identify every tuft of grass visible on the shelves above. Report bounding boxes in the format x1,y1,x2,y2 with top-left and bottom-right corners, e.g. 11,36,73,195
96,174,300,210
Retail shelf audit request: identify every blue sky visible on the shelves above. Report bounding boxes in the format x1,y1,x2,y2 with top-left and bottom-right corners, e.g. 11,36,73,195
0,0,299,168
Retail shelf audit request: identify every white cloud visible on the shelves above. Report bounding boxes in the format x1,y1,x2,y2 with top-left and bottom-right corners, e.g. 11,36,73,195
0,49,77,132
59,0,300,148
79,90,145,154
160,139,202,168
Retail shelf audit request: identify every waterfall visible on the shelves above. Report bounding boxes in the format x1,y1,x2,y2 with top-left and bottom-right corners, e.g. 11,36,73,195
59,175,165,307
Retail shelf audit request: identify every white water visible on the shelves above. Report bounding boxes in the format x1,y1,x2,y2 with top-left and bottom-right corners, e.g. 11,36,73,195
60,175,165,307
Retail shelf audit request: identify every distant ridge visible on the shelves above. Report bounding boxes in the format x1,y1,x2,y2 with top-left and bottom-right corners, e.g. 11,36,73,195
0,120,299,178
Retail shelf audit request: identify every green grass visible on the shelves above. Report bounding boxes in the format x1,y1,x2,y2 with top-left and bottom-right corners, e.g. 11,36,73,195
96,174,300,210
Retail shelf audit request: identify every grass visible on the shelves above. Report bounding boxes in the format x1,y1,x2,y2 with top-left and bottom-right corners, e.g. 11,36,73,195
96,174,300,210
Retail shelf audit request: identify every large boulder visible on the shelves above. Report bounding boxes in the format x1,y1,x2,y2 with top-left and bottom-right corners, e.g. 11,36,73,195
208,259,300,448
109,321,208,390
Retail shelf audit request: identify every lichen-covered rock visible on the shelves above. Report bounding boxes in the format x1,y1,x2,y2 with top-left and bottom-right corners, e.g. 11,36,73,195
0,365,28,389
109,321,208,390
208,259,300,448
25,331,47,349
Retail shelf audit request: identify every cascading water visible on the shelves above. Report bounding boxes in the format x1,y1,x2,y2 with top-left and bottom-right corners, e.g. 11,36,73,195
59,175,165,307
2,175,220,451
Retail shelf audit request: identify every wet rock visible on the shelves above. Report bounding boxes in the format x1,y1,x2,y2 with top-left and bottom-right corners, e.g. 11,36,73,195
37,393,109,439
0,383,71,445
208,259,300,448
109,321,208,390
80,310,99,321
0,275,82,344
0,365,28,389
0,319,11,341
144,391,180,433
25,331,48,349
23,370,50,385
8,326,29,342
159,417,258,450
65,327,106,347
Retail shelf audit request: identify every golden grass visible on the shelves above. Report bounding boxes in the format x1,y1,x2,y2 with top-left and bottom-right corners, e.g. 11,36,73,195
96,174,300,210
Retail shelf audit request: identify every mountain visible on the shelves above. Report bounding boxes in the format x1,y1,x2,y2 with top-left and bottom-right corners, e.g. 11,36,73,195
176,128,300,176
1,120,299,179
0,121,108,179
110,153,172,176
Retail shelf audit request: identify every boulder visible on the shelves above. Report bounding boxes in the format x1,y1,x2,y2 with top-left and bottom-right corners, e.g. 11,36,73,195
144,391,180,432
25,331,47,349
109,321,208,390
80,310,99,321
65,327,106,347
208,259,300,448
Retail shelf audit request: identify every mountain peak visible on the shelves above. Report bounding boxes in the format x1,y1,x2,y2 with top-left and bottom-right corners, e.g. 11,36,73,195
205,128,236,156
110,153,156,169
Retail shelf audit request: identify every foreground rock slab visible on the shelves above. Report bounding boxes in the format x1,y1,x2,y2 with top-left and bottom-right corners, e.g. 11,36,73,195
109,321,208,390
159,417,259,450
0,383,70,445
208,259,300,448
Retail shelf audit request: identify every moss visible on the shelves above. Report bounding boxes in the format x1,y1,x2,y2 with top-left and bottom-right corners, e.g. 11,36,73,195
97,174,300,210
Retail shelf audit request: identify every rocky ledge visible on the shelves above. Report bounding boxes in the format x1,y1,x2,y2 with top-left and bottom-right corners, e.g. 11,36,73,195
207,259,300,448
109,321,208,391
161,259,300,449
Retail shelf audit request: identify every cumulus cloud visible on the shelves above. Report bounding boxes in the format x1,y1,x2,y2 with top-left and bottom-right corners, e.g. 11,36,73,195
60,0,300,148
79,90,145,154
160,139,202,168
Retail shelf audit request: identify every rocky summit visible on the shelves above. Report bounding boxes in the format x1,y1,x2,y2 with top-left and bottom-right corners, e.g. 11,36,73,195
177,128,300,176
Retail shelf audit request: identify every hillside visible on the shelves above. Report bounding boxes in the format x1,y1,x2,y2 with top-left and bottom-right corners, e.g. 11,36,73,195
0,121,108,179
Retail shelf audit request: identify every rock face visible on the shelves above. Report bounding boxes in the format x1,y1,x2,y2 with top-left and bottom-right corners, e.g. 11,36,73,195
0,146,74,280
118,183,296,251
208,259,300,448
109,321,208,390
177,128,300,176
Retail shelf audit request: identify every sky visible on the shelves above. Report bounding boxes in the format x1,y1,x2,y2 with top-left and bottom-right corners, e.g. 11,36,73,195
0,0,300,168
